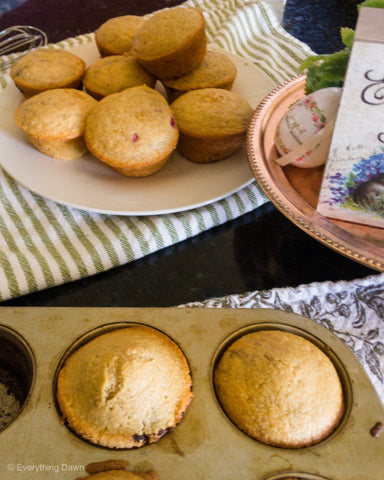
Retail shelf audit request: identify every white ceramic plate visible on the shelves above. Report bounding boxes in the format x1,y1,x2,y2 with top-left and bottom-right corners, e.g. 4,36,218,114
0,41,275,215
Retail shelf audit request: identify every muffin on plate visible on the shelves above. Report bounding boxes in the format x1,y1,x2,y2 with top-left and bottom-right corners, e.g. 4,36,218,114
14,88,97,160
214,329,344,448
162,50,237,102
95,15,147,57
131,7,206,80
83,55,156,100
10,48,85,98
84,85,179,177
170,87,253,163
56,325,193,449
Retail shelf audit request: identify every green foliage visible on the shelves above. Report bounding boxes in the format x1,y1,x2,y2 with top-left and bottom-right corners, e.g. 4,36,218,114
297,0,384,94
358,0,384,9
340,27,355,49
299,47,351,95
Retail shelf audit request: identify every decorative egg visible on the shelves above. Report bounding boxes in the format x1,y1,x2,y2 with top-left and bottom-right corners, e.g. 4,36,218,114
275,87,342,168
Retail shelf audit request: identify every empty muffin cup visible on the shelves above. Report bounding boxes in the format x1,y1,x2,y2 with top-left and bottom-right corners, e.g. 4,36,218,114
212,323,351,449
0,325,35,432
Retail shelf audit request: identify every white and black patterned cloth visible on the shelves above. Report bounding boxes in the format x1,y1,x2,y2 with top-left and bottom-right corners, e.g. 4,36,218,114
183,272,384,404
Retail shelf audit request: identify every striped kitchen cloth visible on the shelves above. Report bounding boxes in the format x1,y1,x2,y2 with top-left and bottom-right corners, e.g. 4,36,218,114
0,0,313,301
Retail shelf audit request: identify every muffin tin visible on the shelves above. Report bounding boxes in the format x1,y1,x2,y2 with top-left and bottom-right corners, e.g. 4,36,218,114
0,307,383,480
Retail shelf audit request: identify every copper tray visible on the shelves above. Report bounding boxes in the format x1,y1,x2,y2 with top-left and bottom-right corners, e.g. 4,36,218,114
247,74,384,272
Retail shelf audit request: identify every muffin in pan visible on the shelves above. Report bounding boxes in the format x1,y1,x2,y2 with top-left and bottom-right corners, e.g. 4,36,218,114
83,55,156,100
84,85,178,177
214,329,344,448
82,459,158,480
131,7,206,80
10,48,85,98
95,15,147,57
14,88,98,160
56,325,193,449
170,87,253,163
162,50,237,102
83,472,157,480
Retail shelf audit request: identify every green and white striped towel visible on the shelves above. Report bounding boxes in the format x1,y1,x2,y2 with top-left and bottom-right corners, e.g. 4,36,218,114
0,0,313,301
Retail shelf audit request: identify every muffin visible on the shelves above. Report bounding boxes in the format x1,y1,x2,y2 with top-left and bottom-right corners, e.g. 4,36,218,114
83,55,156,100
163,50,237,102
14,88,98,160
56,325,193,449
84,85,179,177
10,48,85,98
214,329,344,448
170,88,253,163
131,7,206,80
83,472,158,480
95,15,147,57
83,460,158,479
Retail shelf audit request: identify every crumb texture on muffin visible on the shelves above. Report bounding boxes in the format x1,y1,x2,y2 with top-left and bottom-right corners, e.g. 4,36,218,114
83,55,156,99
10,48,85,97
214,329,344,448
131,7,206,79
15,89,97,140
163,50,237,100
171,88,252,136
171,88,253,163
56,325,193,449
95,15,147,56
14,88,97,160
84,85,178,176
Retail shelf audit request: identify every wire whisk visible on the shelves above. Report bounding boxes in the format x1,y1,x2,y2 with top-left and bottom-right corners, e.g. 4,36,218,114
0,25,47,70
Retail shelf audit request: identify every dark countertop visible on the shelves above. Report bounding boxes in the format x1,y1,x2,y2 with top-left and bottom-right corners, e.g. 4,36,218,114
0,0,374,307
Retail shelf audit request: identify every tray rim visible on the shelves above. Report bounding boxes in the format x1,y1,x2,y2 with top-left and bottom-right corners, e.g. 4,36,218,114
246,74,384,272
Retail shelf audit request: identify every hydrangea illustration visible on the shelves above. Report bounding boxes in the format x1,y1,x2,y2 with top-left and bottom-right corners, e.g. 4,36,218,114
324,150,384,216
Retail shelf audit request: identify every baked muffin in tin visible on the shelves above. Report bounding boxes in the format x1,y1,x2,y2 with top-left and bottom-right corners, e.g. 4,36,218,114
56,325,193,449
214,329,344,448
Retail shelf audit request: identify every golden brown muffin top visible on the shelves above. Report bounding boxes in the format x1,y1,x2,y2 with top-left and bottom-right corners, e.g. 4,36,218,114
83,55,156,99
84,85,178,169
56,325,192,449
14,88,97,140
214,329,344,448
132,7,204,59
95,15,146,56
163,50,236,91
171,88,253,137
81,471,157,480
10,48,85,90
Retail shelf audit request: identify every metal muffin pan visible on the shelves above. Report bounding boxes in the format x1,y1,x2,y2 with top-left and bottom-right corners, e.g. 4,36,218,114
0,307,383,480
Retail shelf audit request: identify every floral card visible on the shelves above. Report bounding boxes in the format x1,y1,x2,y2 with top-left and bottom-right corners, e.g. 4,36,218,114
317,7,384,228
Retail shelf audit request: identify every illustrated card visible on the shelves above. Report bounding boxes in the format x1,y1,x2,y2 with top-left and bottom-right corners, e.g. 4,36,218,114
317,7,384,228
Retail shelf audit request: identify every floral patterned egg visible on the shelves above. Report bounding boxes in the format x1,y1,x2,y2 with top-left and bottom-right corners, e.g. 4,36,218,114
275,87,342,168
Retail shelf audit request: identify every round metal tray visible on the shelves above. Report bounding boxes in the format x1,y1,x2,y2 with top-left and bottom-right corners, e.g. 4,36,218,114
247,74,384,272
